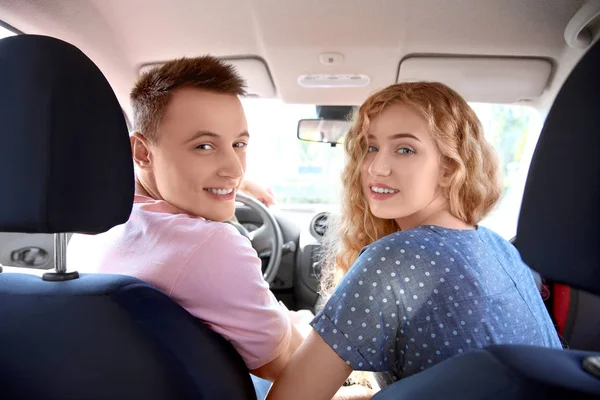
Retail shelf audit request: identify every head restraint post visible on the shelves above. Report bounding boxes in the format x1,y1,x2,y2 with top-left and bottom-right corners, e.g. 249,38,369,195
42,233,79,281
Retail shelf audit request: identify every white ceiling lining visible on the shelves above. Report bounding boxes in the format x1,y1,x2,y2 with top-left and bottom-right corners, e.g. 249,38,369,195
0,0,587,110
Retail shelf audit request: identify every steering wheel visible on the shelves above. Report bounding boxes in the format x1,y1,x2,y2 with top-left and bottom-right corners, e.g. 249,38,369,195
232,192,283,284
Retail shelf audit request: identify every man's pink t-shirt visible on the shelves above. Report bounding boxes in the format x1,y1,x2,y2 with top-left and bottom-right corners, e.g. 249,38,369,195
66,194,291,370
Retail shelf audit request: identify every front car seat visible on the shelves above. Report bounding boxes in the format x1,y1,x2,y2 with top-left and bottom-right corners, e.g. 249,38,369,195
0,35,256,400
372,38,600,399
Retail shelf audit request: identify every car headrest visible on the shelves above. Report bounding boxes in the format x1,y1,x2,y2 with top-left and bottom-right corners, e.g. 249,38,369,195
515,39,600,295
0,35,134,234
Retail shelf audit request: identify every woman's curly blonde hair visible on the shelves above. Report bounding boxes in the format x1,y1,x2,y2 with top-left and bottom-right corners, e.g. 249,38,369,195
319,82,502,296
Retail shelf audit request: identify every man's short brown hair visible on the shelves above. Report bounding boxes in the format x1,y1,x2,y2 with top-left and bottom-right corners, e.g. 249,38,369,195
131,56,247,141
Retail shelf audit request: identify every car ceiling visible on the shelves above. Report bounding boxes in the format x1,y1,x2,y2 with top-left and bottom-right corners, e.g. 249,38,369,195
0,0,595,119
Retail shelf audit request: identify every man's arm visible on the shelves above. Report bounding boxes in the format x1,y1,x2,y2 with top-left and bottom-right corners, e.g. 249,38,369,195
250,323,304,381
251,307,315,380
169,223,297,376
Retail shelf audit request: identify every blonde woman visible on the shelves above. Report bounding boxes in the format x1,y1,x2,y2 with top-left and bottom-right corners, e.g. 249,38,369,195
267,82,561,400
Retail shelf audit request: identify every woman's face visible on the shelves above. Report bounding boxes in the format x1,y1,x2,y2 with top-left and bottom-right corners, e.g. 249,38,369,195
360,103,448,229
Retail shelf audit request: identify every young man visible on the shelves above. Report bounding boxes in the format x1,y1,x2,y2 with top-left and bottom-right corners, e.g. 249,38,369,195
67,56,301,382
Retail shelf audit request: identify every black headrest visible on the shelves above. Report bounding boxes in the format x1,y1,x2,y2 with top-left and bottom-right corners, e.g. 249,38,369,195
516,39,600,295
0,35,134,234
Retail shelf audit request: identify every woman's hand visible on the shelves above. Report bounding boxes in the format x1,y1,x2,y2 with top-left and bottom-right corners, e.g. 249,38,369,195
333,385,375,400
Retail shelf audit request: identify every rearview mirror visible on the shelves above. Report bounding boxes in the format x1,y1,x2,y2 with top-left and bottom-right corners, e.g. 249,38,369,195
297,119,352,146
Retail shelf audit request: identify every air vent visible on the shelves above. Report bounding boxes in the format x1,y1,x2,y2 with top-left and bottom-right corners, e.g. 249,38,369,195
310,212,330,239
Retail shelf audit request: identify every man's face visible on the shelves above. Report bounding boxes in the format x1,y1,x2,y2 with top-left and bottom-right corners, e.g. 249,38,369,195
145,87,248,221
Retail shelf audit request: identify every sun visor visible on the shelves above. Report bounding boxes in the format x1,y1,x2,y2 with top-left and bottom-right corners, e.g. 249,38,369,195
139,57,275,98
397,56,552,103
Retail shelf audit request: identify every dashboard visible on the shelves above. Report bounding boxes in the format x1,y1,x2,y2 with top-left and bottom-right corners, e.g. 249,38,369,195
235,205,332,310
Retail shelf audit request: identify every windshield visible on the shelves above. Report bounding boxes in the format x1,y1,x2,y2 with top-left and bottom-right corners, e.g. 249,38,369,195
241,98,543,240
242,99,343,206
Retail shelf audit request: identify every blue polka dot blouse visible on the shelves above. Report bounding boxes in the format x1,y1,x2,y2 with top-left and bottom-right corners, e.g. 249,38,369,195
311,225,562,386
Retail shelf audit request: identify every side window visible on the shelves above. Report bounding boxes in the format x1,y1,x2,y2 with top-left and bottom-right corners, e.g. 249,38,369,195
122,108,132,131
473,103,543,239
0,22,18,40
